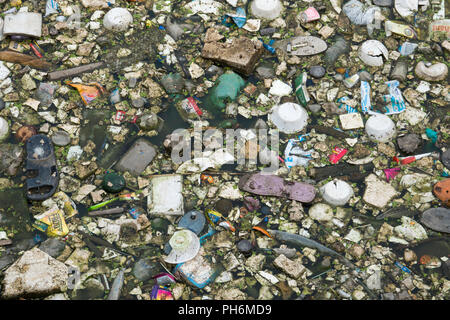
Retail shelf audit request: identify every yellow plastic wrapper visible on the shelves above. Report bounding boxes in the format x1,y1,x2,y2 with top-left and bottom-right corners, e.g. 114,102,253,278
33,206,69,237
67,82,106,105
53,191,78,219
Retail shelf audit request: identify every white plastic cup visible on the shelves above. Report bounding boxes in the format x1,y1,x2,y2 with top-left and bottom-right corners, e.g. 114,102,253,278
365,114,396,142
250,0,283,20
0,116,9,142
103,8,133,32
268,102,309,134
320,179,354,207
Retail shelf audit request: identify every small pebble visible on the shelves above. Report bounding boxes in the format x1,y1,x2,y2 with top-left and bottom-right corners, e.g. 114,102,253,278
309,66,326,79
51,131,71,146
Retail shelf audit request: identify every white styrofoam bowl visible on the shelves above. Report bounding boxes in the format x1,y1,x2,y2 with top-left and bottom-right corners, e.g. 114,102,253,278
268,102,309,134
365,113,396,142
250,0,283,20
320,179,354,206
103,8,133,32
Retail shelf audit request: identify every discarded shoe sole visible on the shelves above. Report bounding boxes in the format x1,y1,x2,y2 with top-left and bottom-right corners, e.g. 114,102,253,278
25,134,59,201
420,207,450,234
239,173,316,203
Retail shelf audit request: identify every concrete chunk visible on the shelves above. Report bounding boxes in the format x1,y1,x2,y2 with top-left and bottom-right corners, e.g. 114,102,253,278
115,138,157,176
3,12,42,38
201,37,264,75
1,248,68,299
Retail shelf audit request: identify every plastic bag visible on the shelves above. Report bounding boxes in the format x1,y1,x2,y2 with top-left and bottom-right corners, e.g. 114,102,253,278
45,0,59,17
337,96,358,113
284,139,313,169
361,80,372,113
67,82,106,105
343,0,380,25
382,80,406,114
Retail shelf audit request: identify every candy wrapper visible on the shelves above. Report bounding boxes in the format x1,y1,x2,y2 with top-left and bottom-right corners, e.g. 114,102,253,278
222,7,247,28
151,285,173,300
337,96,358,113
33,206,69,237
284,139,313,169
383,167,400,182
329,147,348,164
45,0,59,17
180,97,203,117
382,80,406,115
360,80,372,113
115,110,138,124
67,82,106,105
206,209,235,232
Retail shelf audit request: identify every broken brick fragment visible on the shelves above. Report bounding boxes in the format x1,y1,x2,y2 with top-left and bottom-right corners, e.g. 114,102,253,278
201,37,263,76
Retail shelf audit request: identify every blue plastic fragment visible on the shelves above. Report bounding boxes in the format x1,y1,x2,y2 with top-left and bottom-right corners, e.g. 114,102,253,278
425,128,438,144
259,39,276,54
394,261,411,273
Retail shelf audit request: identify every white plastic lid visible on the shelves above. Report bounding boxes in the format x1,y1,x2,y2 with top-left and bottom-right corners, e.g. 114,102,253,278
268,102,308,134
365,114,396,142
320,179,354,206
0,117,9,141
164,229,200,264
103,8,133,32
251,0,283,20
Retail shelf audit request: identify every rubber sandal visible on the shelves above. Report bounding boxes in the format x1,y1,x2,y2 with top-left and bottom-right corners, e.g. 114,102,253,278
25,134,59,201
239,173,316,203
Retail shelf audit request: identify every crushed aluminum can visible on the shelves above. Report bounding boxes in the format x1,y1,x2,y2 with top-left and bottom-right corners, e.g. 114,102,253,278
385,20,417,38
299,7,320,24
329,147,348,164
337,96,358,113
360,80,372,113
284,139,313,169
382,80,406,115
